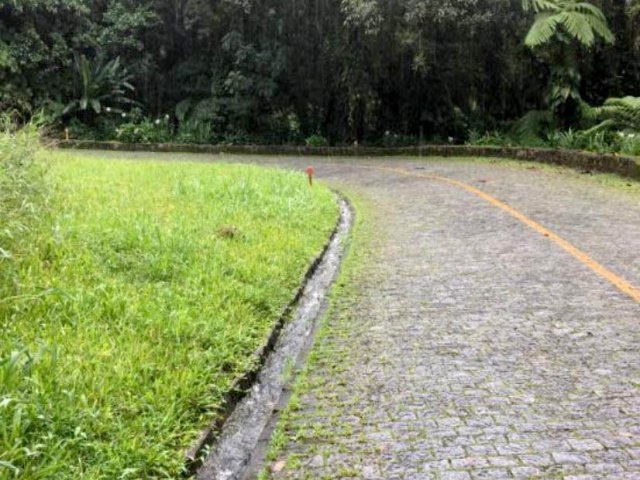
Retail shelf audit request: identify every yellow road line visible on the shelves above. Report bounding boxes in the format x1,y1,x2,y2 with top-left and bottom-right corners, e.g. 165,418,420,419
348,163,640,304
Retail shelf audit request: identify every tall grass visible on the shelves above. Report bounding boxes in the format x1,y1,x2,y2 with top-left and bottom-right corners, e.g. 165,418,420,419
0,151,337,479
0,118,48,261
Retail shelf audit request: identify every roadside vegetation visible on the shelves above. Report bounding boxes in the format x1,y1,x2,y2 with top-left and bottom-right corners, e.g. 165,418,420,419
0,129,338,478
2,1,640,155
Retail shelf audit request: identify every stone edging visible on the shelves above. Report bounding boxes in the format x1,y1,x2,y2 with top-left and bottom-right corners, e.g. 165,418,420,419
184,195,351,476
56,140,640,180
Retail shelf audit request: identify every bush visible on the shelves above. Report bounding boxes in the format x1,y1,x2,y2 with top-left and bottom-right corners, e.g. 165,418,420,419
220,131,258,145
175,119,215,144
68,117,99,140
466,129,514,147
548,129,619,153
305,134,329,147
581,131,617,153
617,132,640,156
266,111,303,144
546,129,582,150
115,116,171,143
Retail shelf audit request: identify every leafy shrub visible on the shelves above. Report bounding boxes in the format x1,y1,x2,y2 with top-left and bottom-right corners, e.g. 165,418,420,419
546,128,622,154
546,128,582,150
115,116,171,143
267,111,303,144
68,117,99,140
512,109,556,141
617,132,640,156
286,113,302,142
466,129,514,147
220,131,258,145
175,119,214,144
63,54,135,118
582,131,617,153
305,134,329,147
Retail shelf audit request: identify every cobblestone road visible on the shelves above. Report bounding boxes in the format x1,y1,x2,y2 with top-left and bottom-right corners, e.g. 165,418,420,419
265,158,640,480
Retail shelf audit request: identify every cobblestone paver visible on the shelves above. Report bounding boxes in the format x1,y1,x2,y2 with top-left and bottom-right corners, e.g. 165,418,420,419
266,161,640,479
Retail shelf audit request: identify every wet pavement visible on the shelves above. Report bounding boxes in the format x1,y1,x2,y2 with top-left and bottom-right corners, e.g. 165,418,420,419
264,158,640,480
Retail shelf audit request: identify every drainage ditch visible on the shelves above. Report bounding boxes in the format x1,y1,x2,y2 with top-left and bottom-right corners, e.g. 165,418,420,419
194,198,353,480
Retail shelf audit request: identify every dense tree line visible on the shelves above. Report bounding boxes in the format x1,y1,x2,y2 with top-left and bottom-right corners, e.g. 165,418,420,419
1,0,639,144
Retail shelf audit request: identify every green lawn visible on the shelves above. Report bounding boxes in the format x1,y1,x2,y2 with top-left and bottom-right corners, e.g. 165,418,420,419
0,152,338,479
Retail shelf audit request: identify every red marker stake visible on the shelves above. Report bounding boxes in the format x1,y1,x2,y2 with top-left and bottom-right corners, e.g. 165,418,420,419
306,166,314,186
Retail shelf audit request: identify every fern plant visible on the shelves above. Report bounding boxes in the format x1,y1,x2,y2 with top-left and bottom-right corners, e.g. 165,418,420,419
583,96,640,134
523,0,615,48
513,109,556,139
522,0,614,127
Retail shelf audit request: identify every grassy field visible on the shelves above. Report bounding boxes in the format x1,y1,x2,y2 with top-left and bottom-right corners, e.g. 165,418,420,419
0,149,338,479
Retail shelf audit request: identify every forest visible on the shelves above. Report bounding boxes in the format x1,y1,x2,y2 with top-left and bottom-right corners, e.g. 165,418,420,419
1,0,640,151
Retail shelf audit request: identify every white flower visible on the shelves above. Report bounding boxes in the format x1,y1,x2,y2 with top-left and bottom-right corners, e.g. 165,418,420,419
121,113,127,118
630,134,636,139
106,107,111,113
448,136,454,143
164,114,170,120
155,119,161,125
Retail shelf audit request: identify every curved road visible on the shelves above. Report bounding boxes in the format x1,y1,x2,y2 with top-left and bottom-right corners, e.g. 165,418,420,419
260,156,638,480
269,157,640,480
94,152,640,479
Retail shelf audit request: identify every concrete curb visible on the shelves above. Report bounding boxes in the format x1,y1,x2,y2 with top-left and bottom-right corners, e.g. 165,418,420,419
55,140,640,180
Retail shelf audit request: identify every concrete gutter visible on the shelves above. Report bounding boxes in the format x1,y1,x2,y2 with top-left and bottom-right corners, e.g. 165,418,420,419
184,197,353,480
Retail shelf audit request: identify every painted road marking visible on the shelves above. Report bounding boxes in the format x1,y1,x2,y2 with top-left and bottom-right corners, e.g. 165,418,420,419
333,163,640,304
383,166,640,304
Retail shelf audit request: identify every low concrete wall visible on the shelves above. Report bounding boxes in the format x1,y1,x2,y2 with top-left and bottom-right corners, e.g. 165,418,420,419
56,140,640,180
